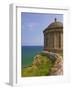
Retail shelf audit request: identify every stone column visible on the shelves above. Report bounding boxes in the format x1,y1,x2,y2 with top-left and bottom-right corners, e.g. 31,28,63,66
47,34,49,48
54,32,56,49
59,32,61,48
52,33,54,48
61,32,63,49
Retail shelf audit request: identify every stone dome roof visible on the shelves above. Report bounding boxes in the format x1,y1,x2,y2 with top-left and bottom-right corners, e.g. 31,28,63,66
48,22,63,29
43,18,63,33
48,18,63,29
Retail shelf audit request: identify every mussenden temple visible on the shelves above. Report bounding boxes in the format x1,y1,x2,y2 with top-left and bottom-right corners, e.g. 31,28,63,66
43,18,63,54
21,18,63,77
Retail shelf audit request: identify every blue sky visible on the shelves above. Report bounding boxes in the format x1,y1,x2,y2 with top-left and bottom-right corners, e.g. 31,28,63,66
21,12,63,46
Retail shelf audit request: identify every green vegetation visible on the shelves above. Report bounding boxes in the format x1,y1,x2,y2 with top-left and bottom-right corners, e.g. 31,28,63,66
21,52,63,77
21,53,56,77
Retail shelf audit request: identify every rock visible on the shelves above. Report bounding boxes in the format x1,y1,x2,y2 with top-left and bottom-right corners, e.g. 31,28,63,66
41,51,57,61
50,54,63,75
24,51,63,76
41,51,63,75
33,55,43,66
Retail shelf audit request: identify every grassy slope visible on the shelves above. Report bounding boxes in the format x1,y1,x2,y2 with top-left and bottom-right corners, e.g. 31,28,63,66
21,53,55,77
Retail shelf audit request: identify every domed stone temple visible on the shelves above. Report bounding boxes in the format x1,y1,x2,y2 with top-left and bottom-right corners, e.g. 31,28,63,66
43,18,63,53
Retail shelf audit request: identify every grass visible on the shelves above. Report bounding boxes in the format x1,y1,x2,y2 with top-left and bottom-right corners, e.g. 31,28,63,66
21,52,63,77
21,53,54,77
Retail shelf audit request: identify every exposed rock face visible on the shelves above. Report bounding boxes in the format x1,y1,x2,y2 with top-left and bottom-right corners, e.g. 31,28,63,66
34,51,63,75
50,54,63,75
33,55,43,66
41,51,57,61
22,51,63,77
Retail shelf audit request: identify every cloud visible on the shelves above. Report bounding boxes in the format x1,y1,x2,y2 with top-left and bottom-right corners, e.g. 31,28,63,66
22,22,39,31
27,22,38,30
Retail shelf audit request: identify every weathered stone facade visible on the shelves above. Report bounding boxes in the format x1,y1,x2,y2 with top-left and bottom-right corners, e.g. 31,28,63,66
43,18,63,53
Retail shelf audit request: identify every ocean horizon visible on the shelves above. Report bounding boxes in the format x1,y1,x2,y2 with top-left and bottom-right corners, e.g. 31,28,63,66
21,46,43,68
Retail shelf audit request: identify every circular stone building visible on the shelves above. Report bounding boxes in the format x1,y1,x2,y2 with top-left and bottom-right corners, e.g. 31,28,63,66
43,18,63,53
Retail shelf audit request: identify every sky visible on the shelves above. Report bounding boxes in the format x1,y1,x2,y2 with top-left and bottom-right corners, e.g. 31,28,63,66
21,12,63,46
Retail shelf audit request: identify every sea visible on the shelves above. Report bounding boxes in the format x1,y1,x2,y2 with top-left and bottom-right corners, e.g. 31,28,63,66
21,46,43,68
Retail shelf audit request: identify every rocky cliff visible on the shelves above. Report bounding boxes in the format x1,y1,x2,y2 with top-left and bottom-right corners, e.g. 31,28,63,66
22,51,63,77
